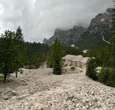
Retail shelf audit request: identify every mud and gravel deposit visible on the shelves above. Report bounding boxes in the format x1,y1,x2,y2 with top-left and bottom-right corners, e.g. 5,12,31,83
0,58,115,110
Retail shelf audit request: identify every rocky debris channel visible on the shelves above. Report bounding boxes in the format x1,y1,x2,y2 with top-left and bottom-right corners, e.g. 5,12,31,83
0,67,115,110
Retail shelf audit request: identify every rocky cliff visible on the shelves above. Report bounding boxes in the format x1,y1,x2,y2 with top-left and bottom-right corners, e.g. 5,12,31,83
44,8,112,49
77,8,112,49
44,26,86,46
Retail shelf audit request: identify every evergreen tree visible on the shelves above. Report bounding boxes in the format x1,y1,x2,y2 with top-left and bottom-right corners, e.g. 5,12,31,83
15,26,26,77
0,29,25,81
0,31,16,81
16,26,23,41
86,58,98,80
25,42,49,68
51,39,63,75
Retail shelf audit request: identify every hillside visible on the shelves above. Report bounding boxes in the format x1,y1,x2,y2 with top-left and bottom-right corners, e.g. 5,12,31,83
44,8,112,49
77,8,112,49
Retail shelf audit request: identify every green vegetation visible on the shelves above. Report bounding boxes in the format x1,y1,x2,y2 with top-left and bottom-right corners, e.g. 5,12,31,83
0,27,49,82
98,68,115,86
47,43,81,68
63,46,82,56
0,27,26,81
0,25,82,82
25,42,49,69
110,34,115,67
0,7,114,87
86,58,98,80
86,41,115,87
86,7,115,87
50,39,63,75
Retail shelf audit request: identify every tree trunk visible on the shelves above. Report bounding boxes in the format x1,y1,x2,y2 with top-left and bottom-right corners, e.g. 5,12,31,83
16,72,18,78
4,73,7,83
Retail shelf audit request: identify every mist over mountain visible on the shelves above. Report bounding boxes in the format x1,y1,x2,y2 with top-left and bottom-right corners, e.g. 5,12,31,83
44,8,112,49
44,26,87,46
0,0,113,41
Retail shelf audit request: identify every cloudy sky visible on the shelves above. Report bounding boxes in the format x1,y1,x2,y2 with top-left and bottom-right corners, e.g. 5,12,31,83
0,0,113,42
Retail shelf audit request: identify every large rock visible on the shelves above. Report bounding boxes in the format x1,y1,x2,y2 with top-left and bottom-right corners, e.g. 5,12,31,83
62,55,89,74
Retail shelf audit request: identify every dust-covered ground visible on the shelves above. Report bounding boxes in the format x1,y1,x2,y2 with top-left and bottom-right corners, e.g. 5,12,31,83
0,67,115,110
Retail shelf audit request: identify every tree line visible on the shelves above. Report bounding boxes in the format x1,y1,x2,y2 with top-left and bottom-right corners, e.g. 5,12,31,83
0,26,82,82
0,27,50,81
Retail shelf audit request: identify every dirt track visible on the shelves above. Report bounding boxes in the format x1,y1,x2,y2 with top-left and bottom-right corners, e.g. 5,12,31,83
0,67,115,110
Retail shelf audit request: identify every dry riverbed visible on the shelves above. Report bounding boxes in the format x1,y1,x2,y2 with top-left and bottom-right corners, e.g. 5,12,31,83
0,67,115,110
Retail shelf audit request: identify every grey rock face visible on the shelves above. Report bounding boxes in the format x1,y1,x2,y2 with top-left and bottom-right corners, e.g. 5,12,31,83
45,8,112,49
44,26,87,46
77,8,112,49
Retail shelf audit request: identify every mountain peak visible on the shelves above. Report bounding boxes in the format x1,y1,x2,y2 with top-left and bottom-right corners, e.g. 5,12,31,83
44,8,112,49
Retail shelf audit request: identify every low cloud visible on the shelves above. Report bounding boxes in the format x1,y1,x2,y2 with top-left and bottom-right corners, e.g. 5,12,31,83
0,0,113,42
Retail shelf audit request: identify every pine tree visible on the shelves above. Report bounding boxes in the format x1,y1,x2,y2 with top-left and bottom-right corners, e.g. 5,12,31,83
0,31,16,81
0,29,25,81
15,26,26,77
16,26,23,41
51,39,63,75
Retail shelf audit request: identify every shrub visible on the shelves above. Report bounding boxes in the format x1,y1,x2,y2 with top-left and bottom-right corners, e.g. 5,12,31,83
106,68,115,87
86,58,98,80
98,67,109,83
98,68,115,87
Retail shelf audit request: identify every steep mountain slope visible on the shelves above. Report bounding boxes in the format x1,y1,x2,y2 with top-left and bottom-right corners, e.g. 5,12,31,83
44,8,112,49
77,8,112,49
44,26,86,46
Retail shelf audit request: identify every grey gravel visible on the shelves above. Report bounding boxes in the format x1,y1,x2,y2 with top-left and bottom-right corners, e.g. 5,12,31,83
0,67,115,110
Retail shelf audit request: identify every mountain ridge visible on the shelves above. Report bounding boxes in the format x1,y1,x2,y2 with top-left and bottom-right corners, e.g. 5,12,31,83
44,8,112,49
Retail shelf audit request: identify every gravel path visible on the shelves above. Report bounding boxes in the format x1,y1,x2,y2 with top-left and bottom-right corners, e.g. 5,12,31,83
0,67,115,110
